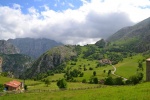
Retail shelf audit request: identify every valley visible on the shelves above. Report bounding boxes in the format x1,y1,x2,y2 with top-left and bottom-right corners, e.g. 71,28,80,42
0,17,150,100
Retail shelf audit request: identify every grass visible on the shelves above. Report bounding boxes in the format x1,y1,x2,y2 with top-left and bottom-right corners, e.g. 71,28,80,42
0,53,149,99
115,54,146,80
0,82,150,100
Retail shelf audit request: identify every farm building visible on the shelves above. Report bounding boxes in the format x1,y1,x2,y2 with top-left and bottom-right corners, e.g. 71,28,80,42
4,80,23,91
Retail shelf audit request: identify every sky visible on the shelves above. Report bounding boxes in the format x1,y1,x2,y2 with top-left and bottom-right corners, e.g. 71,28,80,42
0,0,150,45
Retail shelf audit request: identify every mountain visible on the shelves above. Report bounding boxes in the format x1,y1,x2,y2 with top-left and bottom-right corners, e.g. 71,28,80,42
0,40,20,54
8,38,63,58
1,53,33,78
107,17,150,52
25,45,77,78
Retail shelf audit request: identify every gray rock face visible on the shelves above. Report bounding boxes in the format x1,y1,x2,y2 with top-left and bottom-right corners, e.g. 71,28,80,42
26,45,77,78
8,38,63,58
0,40,20,54
1,54,33,78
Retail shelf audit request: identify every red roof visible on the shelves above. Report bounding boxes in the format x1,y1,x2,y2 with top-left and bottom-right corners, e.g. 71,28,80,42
4,80,21,88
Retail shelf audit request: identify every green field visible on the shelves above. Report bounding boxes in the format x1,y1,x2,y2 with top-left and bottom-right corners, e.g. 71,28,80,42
115,54,146,80
0,54,149,99
0,82,150,100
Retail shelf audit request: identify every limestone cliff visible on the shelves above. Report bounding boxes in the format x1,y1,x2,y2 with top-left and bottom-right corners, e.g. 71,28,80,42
26,45,77,78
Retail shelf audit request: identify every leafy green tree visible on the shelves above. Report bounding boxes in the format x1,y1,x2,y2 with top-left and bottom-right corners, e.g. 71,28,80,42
114,77,124,85
89,76,98,84
126,72,143,85
0,84,4,92
93,71,96,76
138,61,143,71
44,78,51,87
24,84,28,90
93,77,98,84
95,39,106,48
57,78,67,89
103,70,106,73
82,79,87,83
108,70,111,76
104,76,114,85
137,72,143,81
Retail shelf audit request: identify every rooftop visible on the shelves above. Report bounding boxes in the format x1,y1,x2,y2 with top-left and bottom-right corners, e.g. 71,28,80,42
4,80,21,88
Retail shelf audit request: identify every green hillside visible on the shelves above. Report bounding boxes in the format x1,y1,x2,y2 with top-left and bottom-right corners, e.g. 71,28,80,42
107,17,150,53
0,81,149,100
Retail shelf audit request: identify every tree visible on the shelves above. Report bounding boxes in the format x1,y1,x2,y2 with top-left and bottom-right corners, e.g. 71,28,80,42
44,78,51,87
108,70,111,76
114,77,124,85
95,39,106,48
93,71,96,76
104,76,114,85
0,84,4,92
57,78,67,89
93,77,98,84
103,70,106,73
138,61,143,71
82,79,87,83
89,76,98,84
126,72,144,85
24,84,28,90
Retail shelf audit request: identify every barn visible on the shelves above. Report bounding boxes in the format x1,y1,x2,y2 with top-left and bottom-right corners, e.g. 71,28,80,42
4,80,23,91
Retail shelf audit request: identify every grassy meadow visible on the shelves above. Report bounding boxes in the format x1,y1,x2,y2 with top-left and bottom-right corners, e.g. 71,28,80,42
0,82,150,100
0,54,149,100
115,54,146,80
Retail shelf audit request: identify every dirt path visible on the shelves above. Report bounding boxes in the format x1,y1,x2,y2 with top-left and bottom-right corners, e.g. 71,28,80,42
111,65,128,81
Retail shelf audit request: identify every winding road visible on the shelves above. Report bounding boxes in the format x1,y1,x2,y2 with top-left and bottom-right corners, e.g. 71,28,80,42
111,65,128,81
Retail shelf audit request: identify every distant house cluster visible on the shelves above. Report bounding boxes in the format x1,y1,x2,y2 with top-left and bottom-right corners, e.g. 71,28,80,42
99,59,112,65
4,80,24,91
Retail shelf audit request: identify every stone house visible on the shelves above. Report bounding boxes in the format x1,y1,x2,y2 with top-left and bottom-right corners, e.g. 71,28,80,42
4,80,23,91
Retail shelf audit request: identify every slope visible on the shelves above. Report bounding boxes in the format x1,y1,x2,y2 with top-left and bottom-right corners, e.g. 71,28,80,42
107,17,150,52
8,38,63,58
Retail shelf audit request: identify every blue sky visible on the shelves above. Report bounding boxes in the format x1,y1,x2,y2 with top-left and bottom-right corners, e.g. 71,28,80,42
0,0,84,13
0,0,150,45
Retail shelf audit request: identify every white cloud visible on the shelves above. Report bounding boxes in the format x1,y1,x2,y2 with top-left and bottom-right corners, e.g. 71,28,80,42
0,0,150,45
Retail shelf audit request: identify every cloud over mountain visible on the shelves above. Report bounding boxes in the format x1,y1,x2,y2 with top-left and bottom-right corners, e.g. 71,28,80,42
0,0,150,45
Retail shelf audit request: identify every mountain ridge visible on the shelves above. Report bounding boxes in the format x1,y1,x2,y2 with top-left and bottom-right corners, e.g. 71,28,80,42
8,38,63,58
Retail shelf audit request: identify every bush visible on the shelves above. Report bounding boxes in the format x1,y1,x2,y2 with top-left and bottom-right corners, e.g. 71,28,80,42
104,76,114,85
57,78,67,89
126,72,143,85
82,79,87,83
93,71,96,76
79,72,84,77
0,84,4,92
44,79,51,87
89,76,98,84
24,85,28,90
89,67,93,70
114,77,124,85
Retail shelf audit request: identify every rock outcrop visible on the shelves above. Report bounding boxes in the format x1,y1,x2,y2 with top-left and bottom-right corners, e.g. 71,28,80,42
8,38,63,58
26,45,77,78
0,40,20,54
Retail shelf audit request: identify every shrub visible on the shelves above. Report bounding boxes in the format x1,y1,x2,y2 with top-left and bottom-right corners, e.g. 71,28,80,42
79,72,84,77
57,78,67,89
0,84,4,92
89,76,98,84
82,79,87,83
104,76,114,85
126,72,143,85
44,79,51,87
24,84,28,90
89,67,93,70
93,71,96,76
114,77,124,85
